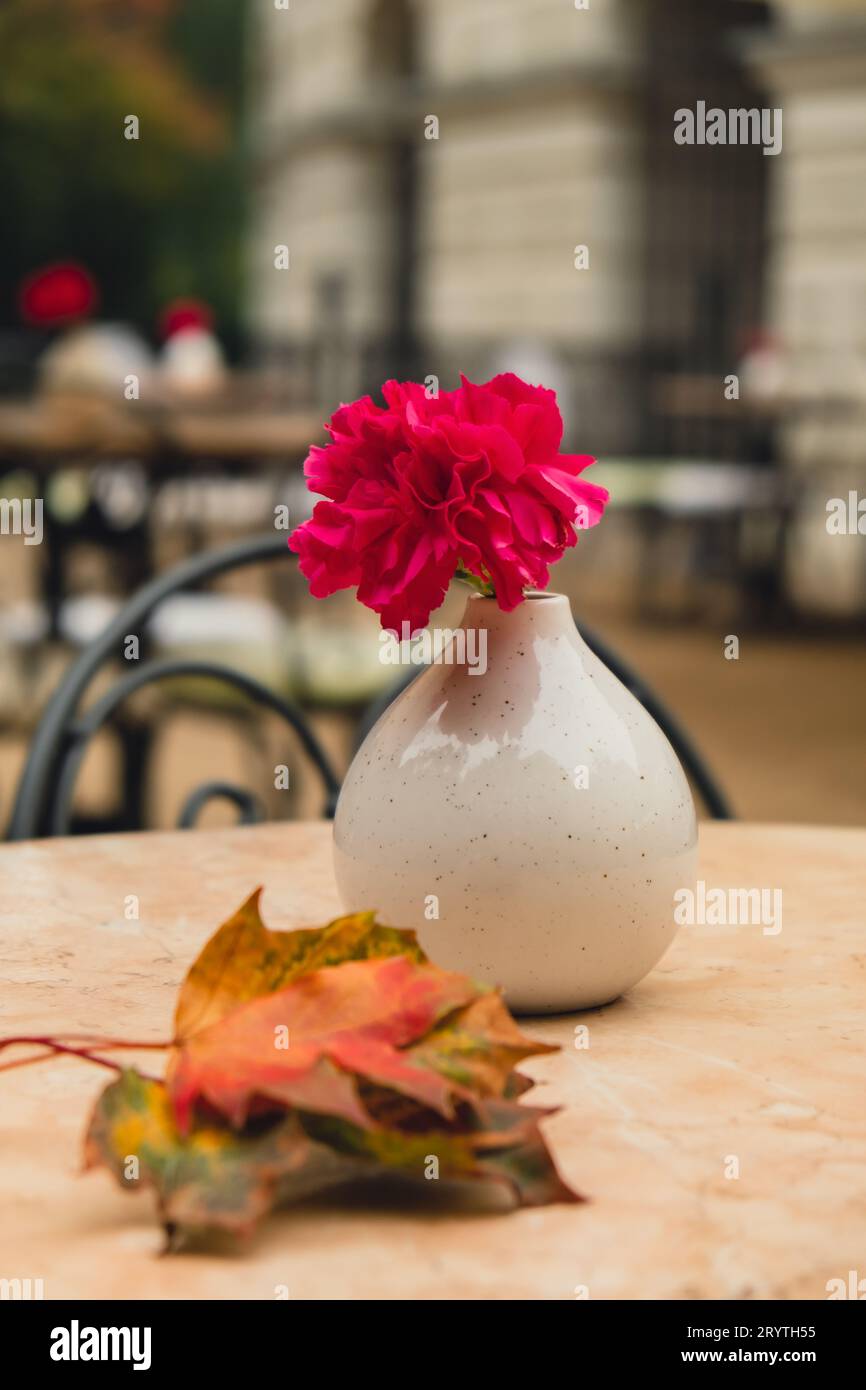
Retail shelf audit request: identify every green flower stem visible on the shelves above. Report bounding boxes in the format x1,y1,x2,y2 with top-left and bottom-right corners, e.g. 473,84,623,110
455,566,495,598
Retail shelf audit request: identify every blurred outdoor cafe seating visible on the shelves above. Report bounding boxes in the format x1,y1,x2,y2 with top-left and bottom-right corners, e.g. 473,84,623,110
0,373,786,839
5,529,733,843
0,379,393,829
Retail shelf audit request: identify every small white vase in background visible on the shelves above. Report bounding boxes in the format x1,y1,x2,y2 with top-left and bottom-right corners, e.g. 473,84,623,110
334,592,697,1013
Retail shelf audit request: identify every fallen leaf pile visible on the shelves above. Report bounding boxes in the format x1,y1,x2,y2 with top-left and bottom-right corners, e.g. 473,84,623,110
10,890,582,1243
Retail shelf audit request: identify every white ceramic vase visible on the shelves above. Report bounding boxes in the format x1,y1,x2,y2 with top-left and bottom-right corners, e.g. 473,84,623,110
333,591,697,1013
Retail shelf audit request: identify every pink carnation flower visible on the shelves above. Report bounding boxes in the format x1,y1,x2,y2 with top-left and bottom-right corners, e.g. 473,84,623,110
289,373,609,632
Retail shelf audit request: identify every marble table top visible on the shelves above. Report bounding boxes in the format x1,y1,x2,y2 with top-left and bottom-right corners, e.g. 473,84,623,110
1,820,863,1300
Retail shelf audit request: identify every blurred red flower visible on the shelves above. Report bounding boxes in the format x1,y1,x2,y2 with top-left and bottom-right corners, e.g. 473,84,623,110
19,262,98,326
159,298,215,339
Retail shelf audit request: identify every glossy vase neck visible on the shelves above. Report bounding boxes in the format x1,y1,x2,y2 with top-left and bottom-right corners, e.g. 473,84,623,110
461,590,575,640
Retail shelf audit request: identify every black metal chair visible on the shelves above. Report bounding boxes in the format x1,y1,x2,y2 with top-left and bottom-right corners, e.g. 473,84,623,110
7,532,733,840
6,533,342,840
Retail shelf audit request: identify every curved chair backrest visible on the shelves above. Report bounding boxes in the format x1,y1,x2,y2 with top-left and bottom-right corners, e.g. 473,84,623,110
6,533,342,840
353,621,734,820
8,538,733,839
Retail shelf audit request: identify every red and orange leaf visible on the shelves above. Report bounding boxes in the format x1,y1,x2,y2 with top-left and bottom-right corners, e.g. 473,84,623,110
168,954,482,1132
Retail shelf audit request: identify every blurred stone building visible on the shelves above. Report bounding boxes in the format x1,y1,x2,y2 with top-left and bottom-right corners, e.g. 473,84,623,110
744,1,866,612
248,0,866,611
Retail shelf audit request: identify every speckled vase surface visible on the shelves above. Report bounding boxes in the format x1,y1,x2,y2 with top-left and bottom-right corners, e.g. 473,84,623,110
333,591,697,1013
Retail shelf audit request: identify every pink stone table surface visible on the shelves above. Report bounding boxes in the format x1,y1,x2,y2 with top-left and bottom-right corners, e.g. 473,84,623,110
0,821,863,1300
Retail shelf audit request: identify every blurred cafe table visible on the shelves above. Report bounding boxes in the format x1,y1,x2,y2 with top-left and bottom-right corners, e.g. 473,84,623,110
1,819,863,1300
0,390,324,635
0,392,323,464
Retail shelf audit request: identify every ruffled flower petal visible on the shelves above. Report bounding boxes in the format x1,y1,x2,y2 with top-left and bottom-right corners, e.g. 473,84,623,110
288,375,610,629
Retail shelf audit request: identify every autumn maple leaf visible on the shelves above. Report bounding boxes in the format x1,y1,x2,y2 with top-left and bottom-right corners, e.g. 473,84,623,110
168,954,483,1132
9,888,583,1243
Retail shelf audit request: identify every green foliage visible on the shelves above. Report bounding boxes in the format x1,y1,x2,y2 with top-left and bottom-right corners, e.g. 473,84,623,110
0,0,247,351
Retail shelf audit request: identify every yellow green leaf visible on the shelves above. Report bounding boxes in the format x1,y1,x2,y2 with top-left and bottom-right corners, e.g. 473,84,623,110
173,889,426,1040
84,1069,361,1238
404,991,558,1098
